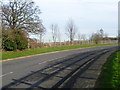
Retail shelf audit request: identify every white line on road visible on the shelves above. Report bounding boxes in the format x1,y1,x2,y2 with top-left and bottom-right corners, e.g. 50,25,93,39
0,72,13,77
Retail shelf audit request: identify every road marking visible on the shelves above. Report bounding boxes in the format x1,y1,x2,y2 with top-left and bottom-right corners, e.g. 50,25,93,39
0,72,13,77
38,57,62,65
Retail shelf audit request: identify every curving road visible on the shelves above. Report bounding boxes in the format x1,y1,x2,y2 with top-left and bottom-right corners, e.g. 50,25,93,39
2,45,118,88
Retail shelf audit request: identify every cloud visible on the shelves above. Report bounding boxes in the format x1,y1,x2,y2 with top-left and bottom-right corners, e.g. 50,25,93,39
38,0,81,3
83,0,119,3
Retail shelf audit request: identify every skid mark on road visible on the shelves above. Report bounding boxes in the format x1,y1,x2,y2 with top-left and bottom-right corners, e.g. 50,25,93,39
38,57,63,65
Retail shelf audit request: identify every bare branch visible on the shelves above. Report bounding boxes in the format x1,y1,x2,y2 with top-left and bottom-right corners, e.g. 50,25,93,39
65,19,77,44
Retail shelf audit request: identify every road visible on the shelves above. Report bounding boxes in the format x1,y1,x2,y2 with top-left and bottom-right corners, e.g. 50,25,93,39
2,45,118,88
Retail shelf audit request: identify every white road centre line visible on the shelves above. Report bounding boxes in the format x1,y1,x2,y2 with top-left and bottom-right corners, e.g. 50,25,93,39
0,72,13,77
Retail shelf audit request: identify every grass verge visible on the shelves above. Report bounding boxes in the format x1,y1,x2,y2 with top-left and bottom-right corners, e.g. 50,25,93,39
95,50,120,88
1,43,117,60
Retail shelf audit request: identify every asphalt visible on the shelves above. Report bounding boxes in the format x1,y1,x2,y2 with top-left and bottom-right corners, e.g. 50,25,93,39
2,45,118,88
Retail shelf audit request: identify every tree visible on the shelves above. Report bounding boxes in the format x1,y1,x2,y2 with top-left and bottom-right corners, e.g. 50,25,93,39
65,19,77,44
80,34,87,44
77,32,81,45
51,24,59,45
2,0,44,50
77,33,81,40
81,34,86,41
90,29,106,44
36,24,46,47
91,33,101,44
57,28,61,44
2,0,42,33
99,29,104,38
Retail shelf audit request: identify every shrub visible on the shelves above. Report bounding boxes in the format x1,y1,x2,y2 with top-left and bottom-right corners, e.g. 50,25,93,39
16,35,28,50
3,39,17,51
2,29,28,51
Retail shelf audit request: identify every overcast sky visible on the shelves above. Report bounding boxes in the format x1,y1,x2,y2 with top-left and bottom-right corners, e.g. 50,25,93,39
5,0,119,42
32,0,118,42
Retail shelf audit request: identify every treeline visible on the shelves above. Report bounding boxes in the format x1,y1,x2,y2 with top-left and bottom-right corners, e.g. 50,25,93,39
1,0,117,51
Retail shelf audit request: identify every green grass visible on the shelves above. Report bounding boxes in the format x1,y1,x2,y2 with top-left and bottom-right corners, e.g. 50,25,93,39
1,43,117,60
95,50,120,88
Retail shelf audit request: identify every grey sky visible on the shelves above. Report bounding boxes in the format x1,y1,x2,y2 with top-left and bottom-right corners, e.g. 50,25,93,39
32,0,118,42
3,0,119,42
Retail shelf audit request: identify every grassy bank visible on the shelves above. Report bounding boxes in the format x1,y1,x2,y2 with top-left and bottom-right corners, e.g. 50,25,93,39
1,43,117,60
95,50,120,88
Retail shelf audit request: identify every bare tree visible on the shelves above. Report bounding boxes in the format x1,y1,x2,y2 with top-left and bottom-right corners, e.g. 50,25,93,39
77,32,81,45
65,19,77,44
88,34,93,44
91,33,101,44
99,29,104,38
36,24,46,47
81,34,86,44
39,28,45,43
57,28,61,46
81,34,86,41
77,33,81,40
90,29,107,44
2,0,43,34
51,24,59,46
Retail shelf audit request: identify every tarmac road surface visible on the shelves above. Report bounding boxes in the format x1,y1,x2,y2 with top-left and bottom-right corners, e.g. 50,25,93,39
2,45,118,88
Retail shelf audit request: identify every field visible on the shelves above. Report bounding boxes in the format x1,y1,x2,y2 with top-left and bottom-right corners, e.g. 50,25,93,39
1,43,117,60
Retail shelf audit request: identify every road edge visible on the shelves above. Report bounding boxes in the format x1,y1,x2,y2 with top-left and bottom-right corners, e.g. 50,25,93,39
1,45,116,62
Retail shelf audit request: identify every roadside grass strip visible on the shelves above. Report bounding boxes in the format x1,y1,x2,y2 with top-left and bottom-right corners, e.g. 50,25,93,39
95,50,120,88
1,43,117,60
